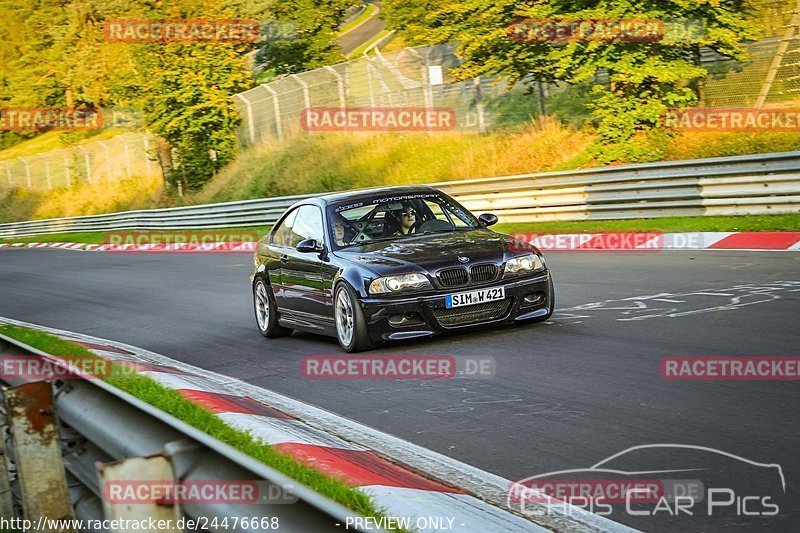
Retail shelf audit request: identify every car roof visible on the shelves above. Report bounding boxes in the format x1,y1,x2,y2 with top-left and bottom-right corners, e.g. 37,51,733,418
316,185,440,205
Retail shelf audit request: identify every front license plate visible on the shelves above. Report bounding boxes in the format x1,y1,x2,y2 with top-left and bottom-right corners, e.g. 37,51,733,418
445,286,505,308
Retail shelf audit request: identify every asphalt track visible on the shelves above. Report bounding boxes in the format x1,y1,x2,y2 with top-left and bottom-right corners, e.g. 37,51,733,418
339,1,386,57
1,248,798,531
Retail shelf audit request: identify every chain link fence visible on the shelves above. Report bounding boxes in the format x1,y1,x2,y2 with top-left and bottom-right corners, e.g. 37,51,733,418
235,0,800,145
0,133,160,191
234,43,515,145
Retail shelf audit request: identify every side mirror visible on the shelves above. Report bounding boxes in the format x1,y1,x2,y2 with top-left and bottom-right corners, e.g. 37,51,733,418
478,213,498,227
296,238,325,253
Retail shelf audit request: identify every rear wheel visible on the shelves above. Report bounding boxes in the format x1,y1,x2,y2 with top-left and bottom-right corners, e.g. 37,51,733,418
334,283,375,353
254,278,292,338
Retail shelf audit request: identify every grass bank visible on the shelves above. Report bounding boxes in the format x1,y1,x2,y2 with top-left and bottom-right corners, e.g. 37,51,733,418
0,324,399,527
2,119,800,225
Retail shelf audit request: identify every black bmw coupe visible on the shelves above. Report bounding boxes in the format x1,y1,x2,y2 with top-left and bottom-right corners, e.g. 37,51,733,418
251,186,554,352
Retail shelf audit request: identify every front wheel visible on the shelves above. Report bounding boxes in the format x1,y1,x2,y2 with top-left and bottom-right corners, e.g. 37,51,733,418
254,278,292,338
334,284,375,353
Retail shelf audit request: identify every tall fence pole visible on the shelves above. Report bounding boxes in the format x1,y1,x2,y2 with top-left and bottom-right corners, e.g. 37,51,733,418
262,84,283,140
97,141,112,180
3,162,11,188
20,157,32,188
142,134,156,176
77,146,92,184
63,152,71,188
123,141,132,179
235,93,257,145
365,59,376,107
290,74,311,111
474,77,486,133
42,155,52,190
324,66,347,109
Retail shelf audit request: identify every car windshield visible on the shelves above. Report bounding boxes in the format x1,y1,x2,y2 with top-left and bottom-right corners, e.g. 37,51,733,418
328,192,479,248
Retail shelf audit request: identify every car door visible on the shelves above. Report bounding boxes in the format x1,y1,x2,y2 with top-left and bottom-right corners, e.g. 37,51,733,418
266,207,299,306
279,204,330,329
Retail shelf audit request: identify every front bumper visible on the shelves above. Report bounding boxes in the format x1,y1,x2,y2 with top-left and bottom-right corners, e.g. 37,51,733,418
360,271,553,342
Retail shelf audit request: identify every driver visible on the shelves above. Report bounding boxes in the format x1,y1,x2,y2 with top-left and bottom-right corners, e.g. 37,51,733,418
333,213,353,245
392,202,418,236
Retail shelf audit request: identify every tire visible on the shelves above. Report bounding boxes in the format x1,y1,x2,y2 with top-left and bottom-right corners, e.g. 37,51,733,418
254,278,292,338
530,276,556,323
334,283,376,353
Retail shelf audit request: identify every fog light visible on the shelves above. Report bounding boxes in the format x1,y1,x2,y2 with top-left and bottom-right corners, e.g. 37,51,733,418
388,313,425,327
522,292,545,308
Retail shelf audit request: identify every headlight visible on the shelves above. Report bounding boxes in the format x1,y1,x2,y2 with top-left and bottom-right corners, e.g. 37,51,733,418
504,254,545,276
369,273,431,294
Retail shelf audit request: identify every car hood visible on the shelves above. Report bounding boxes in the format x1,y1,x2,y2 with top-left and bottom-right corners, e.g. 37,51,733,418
332,229,533,275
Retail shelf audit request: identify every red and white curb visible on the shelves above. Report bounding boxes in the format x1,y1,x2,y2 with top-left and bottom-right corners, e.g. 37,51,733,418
516,231,800,251
2,232,800,252
0,316,635,533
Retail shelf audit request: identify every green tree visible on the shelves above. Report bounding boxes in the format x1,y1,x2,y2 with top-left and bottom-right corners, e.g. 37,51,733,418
130,0,256,190
254,0,349,75
385,0,761,162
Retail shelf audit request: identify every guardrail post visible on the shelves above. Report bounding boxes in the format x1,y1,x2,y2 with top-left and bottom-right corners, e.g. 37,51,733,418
324,66,347,108
98,455,182,532
0,399,15,518
261,85,283,140
235,94,258,145
4,381,75,530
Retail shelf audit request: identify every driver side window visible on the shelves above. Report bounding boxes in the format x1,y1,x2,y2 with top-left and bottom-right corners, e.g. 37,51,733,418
291,205,324,246
271,208,298,247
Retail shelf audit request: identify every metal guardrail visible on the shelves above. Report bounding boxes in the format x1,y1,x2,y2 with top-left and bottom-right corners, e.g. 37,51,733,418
0,333,376,532
0,151,798,239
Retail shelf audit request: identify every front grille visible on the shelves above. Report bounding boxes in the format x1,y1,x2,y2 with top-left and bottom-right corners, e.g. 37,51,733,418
470,263,498,283
437,267,468,288
431,298,512,327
